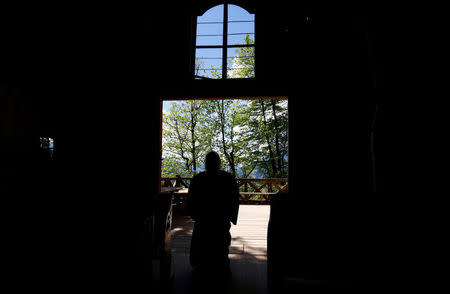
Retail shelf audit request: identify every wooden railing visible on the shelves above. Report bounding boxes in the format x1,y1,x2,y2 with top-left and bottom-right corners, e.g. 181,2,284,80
161,176,288,204
161,175,191,190
237,178,288,204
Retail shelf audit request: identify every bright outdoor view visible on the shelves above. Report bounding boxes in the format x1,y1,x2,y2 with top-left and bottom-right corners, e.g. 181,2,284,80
195,4,255,79
161,98,288,199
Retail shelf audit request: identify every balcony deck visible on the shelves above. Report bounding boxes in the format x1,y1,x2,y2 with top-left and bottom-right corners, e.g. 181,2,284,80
170,205,270,294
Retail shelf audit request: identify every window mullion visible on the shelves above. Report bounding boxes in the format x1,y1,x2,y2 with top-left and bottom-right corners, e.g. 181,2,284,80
222,3,228,79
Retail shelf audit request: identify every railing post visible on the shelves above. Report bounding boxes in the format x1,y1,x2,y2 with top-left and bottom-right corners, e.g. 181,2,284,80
162,178,173,188
174,175,182,187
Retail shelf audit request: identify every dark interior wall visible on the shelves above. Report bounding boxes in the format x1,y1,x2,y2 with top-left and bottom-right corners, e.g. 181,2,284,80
134,2,378,286
150,1,376,195
1,1,384,291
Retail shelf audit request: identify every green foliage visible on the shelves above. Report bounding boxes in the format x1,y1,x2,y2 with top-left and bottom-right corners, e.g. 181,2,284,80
245,99,288,178
195,34,255,79
162,98,288,179
162,100,211,177
228,34,255,79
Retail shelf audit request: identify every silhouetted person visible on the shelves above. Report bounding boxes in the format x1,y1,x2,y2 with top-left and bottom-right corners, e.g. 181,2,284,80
187,151,240,276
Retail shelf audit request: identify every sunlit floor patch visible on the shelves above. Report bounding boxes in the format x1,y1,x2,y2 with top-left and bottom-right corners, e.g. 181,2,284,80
170,205,270,294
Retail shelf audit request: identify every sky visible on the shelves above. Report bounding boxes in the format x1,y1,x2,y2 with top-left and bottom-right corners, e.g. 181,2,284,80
163,99,288,117
195,4,255,78
163,99,247,115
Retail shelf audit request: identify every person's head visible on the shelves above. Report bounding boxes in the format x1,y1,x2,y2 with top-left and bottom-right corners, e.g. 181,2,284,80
205,151,221,174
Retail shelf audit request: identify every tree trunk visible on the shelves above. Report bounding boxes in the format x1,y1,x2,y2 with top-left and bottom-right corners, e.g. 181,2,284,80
190,103,197,175
271,99,283,173
174,117,190,172
218,100,236,177
259,99,277,177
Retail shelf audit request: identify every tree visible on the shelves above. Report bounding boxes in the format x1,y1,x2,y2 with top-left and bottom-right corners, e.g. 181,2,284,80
162,97,288,179
162,101,210,177
203,99,253,177
228,34,255,79
245,99,288,178
194,58,205,78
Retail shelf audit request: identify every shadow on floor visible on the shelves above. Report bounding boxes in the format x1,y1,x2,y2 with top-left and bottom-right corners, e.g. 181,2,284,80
170,253,267,294
170,208,269,294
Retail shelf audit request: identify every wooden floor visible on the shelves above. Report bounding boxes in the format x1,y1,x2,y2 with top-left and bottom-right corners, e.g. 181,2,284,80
169,205,270,294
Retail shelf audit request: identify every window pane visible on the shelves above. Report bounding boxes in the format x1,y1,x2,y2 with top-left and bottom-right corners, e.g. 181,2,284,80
196,34,223,46
228,33,255,46
227,47,255,79
195,48,223,79
196,22,223,46
228,4,254,22
228,21,254,34
39,137,55,159
227,5,255,45
198,4,224,22
40,137,49,148
196,5,224,46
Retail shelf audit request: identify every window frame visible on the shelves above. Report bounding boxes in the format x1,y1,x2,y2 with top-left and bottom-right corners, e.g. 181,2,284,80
192,3,256,80
158,96,289,194
39,136,55,159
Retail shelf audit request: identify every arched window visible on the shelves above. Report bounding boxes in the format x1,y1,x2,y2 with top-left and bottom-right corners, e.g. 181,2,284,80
194,3,255,79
